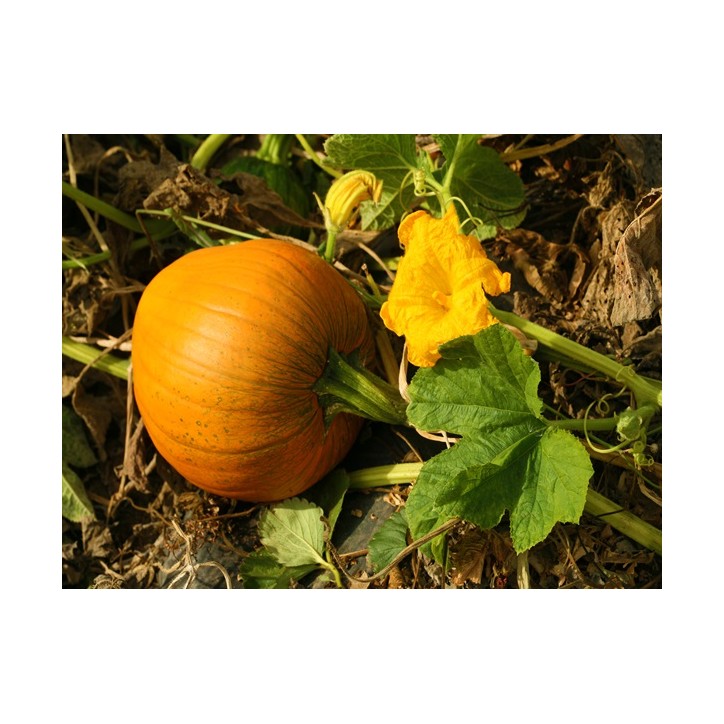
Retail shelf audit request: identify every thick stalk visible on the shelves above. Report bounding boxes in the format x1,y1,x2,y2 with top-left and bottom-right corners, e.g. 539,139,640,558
490,304,662,410
62,337,130,380
347,463,662,555
314,348,408,426
257,134,294,164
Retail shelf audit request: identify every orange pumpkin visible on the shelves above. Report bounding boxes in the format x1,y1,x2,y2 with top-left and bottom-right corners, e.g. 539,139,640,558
131,239,375,502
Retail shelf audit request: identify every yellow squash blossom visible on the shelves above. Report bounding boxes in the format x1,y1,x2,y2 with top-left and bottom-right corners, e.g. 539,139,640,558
380,204,510,367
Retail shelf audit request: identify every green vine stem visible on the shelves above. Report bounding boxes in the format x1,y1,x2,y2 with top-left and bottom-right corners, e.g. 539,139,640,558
295,134,342,178
489,304,662,411
347,463,662,555
62,337,130,380
62,181,172,237
190,134,231,171
257,134,294,165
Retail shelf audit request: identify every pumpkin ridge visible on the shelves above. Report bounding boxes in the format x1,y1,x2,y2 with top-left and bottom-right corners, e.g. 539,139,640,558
134,332,321,393
143,413,322,457
231,252,367,352
144,290,332,378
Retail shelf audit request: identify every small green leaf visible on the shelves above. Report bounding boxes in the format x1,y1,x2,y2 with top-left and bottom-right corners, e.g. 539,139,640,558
239,550,318,589
405,325,593,553
368,509,408,572
62,404,97,468
257,498,328,568
304,468,350,537
434,134,526,239
62,461,96,522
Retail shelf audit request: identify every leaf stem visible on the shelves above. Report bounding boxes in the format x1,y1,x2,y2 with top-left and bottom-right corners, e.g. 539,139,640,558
62,181,143,233
190,134,231,171
347,463,662,555
295,134,342,178
546,416,619,432
323,227,338,263
584,489,662,555
62,337,130,381
490,304,662,410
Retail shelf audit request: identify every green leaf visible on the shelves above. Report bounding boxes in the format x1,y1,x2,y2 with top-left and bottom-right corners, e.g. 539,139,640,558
62,461,96,522
434,134,526,239
405,325,593,553
257,498,328,568
238,550,318,589
368,509,408,572
324,134,419,230
303,468,351,538
62,404,97,468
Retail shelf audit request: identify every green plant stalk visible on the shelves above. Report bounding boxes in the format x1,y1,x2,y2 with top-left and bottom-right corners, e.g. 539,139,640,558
490,304,662,410
323,228,338,263
584,488,662,555
314,348,408,426
190,134,231,171
257,134,294,165
63,181,145,232
546,416,619,432
63,237,150,270
347,463,662,555
62,337,129,380
295,134,342,178
62,182,171,236
138,209,261,242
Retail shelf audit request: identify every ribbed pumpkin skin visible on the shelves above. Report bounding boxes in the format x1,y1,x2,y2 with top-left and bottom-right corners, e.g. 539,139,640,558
131,239,374,502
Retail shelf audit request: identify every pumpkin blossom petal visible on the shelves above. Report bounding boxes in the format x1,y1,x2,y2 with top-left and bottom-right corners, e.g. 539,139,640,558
380,204,510,367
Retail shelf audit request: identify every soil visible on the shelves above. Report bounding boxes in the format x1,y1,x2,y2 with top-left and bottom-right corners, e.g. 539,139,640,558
61,134,662,589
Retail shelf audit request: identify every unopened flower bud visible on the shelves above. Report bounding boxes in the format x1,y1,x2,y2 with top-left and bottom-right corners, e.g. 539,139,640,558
322,170,383,232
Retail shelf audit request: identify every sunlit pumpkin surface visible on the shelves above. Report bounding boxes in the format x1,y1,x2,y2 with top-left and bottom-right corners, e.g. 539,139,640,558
131,239,374,502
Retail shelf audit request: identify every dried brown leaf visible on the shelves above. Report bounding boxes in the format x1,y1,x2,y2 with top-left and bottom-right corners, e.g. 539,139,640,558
610,193,662,325
498,228,589,304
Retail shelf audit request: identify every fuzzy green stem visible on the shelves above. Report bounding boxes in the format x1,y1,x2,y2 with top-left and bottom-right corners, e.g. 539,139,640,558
62,182,142,232
490,304,662,410
584,489,662,555
323,227,338,263
62,182,172,238
63,237,150,269
257,134,294,165
347,463,661,555
62,337,130,380
190,134,231,171
546,416,620,432
295,134,342,178
314,348,408,426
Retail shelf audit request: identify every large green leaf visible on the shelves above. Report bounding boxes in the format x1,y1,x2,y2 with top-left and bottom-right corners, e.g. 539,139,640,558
434,134,527,238
405,325,593,553
324,134,420,230
368,509,409,572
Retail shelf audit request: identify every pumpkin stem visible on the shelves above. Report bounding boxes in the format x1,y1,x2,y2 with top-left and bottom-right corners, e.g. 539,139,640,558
314,348,408,427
